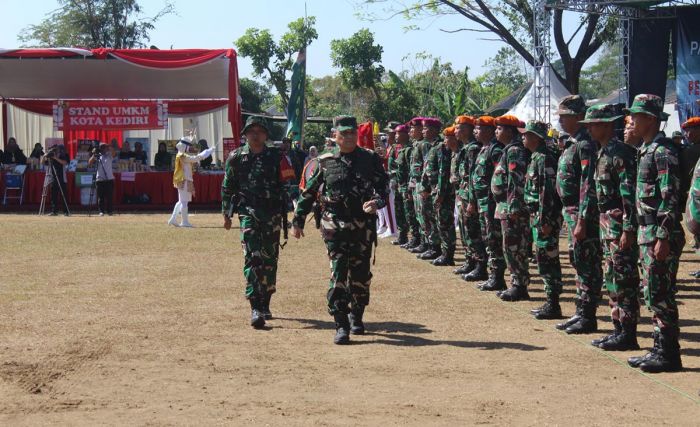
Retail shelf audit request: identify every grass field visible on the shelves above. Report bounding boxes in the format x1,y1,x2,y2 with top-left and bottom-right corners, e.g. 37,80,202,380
0,212,699,425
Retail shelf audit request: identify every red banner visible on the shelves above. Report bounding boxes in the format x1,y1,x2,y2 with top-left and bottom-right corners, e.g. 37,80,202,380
54,101,167,131
222,137,241,160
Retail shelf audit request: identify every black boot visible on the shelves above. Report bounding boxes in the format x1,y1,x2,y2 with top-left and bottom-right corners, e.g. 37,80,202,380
639,329,682,373
462,261,488,281
409,242,428,254
249,298,265,329
402,236,420,250
499,285,530,302
432,253,455,266
453,258,474,275
348,305,366,335
479,270,506,292
591,319,621,347
556,299,582,330
599,321,640,351
534,295,562,320
568,249,575,266
333,312,351,345
262,292,273,320
392,235,408,246
418,247,440,260
628,331,660,368
565,302,598,334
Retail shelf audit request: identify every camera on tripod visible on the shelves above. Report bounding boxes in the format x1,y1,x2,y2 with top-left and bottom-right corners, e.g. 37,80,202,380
45,147,58,159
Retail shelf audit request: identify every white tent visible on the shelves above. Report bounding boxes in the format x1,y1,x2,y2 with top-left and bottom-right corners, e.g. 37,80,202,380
506,65,571,127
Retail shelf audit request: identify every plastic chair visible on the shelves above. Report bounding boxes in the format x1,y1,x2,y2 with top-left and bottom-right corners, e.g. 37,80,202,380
3,165,27,206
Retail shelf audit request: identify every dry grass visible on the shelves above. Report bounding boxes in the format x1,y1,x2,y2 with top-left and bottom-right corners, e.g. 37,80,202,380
0,213,699,425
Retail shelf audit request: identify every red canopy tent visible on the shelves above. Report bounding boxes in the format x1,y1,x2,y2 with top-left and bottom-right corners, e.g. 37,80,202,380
0,47,242,150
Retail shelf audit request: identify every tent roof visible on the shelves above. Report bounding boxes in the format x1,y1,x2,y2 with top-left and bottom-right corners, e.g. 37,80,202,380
0,48,233,100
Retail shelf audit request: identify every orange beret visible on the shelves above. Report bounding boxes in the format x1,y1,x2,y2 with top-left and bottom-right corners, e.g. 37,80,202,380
443,126,456,136
454,115,475,126
475,116,496,127
682,116,700,129
495,114,522,127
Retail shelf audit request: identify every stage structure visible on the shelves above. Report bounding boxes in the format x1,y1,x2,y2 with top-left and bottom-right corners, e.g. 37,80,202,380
532,0,700,121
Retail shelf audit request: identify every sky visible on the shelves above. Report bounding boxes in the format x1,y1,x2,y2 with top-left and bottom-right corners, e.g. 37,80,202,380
0,0,550,81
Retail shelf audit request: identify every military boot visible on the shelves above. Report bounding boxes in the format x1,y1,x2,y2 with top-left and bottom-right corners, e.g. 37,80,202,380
249,299,266,329
462,261,488,281
333,312,351,345
591,319,621,347
568,249,575,266
409,242,428,254
565,302,598,334
402,236,420,250
628,331,660,368
431,252,455,266
392,235,408,246
599,321,640,351
555,299,582,330
261,292,273,320
479,269,506,292
348,305,366,335
498,285,530,302
453,258,474,275
639,329,682,373
418,247,440,260
534,295,562,320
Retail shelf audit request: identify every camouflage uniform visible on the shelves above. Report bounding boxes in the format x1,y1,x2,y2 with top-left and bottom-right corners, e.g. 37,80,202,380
455,137,487,278
433,140,458,262
387,142,406,242
416,137,443,255
492,136,531,290
685,150,700,238
470,136,505,285
222,139,286,321
421,139,448,256
410,137,434,249
396,141,421,246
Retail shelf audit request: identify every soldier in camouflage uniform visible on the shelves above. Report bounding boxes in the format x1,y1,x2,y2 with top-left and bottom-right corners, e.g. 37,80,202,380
292,115,389,345
408,117,429,253
396,123,422,250
468,116,506,291
522,121,564,318
222,116,292,329
490,115,532,301
453,116,488,281
385,121,407,245
580,105,641,351
554,95,603,330
415,118,444,260
625,95,683,373
679,117,700,277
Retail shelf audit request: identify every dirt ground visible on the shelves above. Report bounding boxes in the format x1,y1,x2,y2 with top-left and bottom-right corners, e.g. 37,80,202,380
0,212,699,426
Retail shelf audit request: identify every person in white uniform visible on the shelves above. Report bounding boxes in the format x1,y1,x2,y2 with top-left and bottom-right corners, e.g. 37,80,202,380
168,137,215,227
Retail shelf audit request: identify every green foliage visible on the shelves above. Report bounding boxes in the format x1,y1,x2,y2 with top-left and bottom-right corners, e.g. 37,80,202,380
330,29,385,97
19,0,174,48
239,78,274,113
235,17,318,109
578,43,621,101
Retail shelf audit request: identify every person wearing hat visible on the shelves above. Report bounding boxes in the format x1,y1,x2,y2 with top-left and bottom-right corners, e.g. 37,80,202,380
467,115,506,291
406,117,429,253
395,121,422,250
579,104,641,351
490,115,531,300
453,115,487,280
221,115,292,329
625,94,684,373
88,142,115,216
389,123,413,246
292,115,389,345
414,117,444,260
169,134,216,227
551,94,603,327
680,117,700,267
522,121,564,312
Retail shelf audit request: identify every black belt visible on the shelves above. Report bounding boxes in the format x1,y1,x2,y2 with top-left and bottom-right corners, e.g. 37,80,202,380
638,214,656,226
598,201,622,212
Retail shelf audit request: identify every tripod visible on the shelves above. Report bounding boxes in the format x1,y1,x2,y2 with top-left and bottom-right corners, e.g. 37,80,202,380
38,157,71,216
87,153,110,217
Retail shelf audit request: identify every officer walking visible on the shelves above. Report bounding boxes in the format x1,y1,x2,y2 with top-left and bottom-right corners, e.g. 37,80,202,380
292,115,389,345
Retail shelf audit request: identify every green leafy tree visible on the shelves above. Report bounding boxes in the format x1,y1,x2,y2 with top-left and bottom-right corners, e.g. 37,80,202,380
578,43,622,101
235,17,318,110
330,29,385,99
239,78,274,113
19,0,175,48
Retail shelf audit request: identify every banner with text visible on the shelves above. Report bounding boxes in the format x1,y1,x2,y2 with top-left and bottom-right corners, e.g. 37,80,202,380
676,7,700,125
53,101,168,131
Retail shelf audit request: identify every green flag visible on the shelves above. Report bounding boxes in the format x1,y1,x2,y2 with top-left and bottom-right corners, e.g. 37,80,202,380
286,48,306,142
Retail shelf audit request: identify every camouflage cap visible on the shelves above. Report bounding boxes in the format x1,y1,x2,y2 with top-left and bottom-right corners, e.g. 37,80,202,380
623,94,670,121
241,115,270,135
334,115,358,131
557,94,587,116
520,120,547,140
672,131,683,138
579,104,623,124
384,121,401,133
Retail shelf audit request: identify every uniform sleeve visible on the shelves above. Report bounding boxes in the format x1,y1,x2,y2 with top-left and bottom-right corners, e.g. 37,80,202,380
371,152,390,209
293,163,324,229
578,141,597,220
507,148,527,215
539,155,558,228
221,154,239,215
655,145,680,239
437,150,451,199
616,150,638,232
420,148,435,192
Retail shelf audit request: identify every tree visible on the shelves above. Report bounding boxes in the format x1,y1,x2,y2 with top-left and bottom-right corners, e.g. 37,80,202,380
239,78,274,113
359,0,617,93
19,0,174,48
235,17,318,110
578,43,622,101
330,29,385,99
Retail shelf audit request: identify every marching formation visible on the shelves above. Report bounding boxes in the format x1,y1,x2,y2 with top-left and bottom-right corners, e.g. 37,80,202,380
221,93,700,375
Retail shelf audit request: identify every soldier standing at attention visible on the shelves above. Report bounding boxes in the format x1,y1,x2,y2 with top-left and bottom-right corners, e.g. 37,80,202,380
678,117,700,276
626,95,683,373
522,121,564,317
491,115,532,301
407,117,429,254
385,121,407,246
222,116,294,329
428,125,460,266
467,116,505,291
394,124,421,248
416,118,444,261
292,115,389,345
553,95,603,330
580,105,641,351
